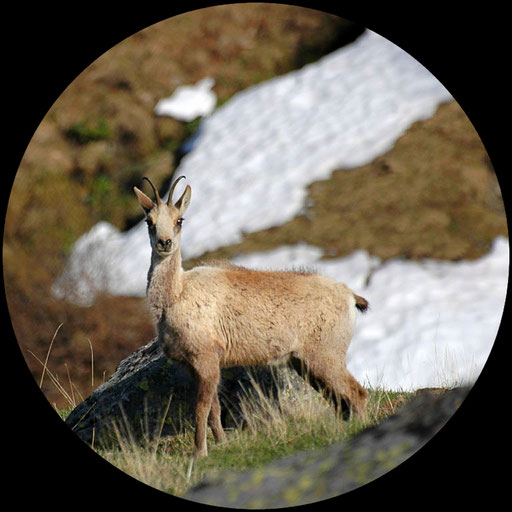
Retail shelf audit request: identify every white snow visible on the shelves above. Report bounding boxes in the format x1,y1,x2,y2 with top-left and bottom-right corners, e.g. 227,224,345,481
177,31,452,258
52,29,508,391
154,77,217,121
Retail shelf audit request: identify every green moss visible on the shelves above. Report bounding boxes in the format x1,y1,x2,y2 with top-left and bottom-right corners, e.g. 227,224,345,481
374,442,412,472
251,468,265,486
283,486,302,506
247,497,267,508
65,118,111,145
56,407,73,420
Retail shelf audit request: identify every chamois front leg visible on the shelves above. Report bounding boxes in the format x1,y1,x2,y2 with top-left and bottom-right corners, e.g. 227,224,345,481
190,353,222,458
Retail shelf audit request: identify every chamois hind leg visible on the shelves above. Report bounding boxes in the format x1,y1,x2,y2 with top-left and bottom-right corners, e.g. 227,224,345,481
188,353,222,458
291,355,368,420
208,391,226,443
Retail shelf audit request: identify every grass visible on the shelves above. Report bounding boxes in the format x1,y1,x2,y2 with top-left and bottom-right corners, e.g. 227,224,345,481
37,325,429,498
90,377,415,498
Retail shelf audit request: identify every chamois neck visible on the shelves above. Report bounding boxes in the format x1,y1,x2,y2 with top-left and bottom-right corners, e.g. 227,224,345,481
147,248,184,301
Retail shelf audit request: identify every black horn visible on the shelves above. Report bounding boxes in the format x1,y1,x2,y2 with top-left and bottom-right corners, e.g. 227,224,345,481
142,177,162,205
167,176,186,206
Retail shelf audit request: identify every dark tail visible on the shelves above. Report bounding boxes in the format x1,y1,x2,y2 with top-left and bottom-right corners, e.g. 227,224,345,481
354,294,369,313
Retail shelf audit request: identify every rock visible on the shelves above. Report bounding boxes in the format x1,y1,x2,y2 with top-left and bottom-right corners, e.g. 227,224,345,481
64,337,322,446
184,387,469,508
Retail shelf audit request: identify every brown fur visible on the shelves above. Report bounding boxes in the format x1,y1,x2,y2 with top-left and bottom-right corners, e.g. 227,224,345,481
135,177,369,457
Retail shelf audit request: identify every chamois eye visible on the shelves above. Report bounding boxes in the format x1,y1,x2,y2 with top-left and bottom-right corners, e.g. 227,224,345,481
146,218,154,228
177,217,184,227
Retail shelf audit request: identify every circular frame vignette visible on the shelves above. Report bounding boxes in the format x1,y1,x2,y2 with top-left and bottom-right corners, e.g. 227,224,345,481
4,3,508,508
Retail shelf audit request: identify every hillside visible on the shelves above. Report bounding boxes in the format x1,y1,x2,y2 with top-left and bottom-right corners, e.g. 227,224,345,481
4,5,507,408
4,5,364,408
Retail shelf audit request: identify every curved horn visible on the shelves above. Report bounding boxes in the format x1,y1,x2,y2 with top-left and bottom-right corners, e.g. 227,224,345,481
142,177,161,205
167,175,186,205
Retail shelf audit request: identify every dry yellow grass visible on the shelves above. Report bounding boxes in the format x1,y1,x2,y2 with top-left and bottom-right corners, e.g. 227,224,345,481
94,370,414,497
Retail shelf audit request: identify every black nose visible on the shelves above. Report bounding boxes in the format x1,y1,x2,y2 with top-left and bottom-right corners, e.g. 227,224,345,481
158,239,172,250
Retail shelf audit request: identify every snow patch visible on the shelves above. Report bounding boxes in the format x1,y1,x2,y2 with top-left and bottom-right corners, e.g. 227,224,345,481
154,77,217,121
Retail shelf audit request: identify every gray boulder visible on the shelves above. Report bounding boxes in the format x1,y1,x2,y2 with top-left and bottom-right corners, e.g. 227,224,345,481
184,387,469,508
65,337,322,446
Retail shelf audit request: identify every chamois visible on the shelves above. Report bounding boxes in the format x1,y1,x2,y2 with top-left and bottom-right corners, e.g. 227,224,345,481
134,176,369,457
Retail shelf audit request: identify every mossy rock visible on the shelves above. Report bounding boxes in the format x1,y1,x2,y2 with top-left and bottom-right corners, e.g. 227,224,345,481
184,387,469,507
64,337,321,447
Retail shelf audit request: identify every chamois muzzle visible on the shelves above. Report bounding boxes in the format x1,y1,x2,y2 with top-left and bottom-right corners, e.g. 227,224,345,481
158,238,172,251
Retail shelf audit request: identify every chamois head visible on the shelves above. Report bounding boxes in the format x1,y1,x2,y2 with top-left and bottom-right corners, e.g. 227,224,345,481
134,176,191,258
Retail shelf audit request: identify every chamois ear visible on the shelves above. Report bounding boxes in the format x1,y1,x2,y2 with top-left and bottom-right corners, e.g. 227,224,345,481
175,184,191,216
134,186,155,214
